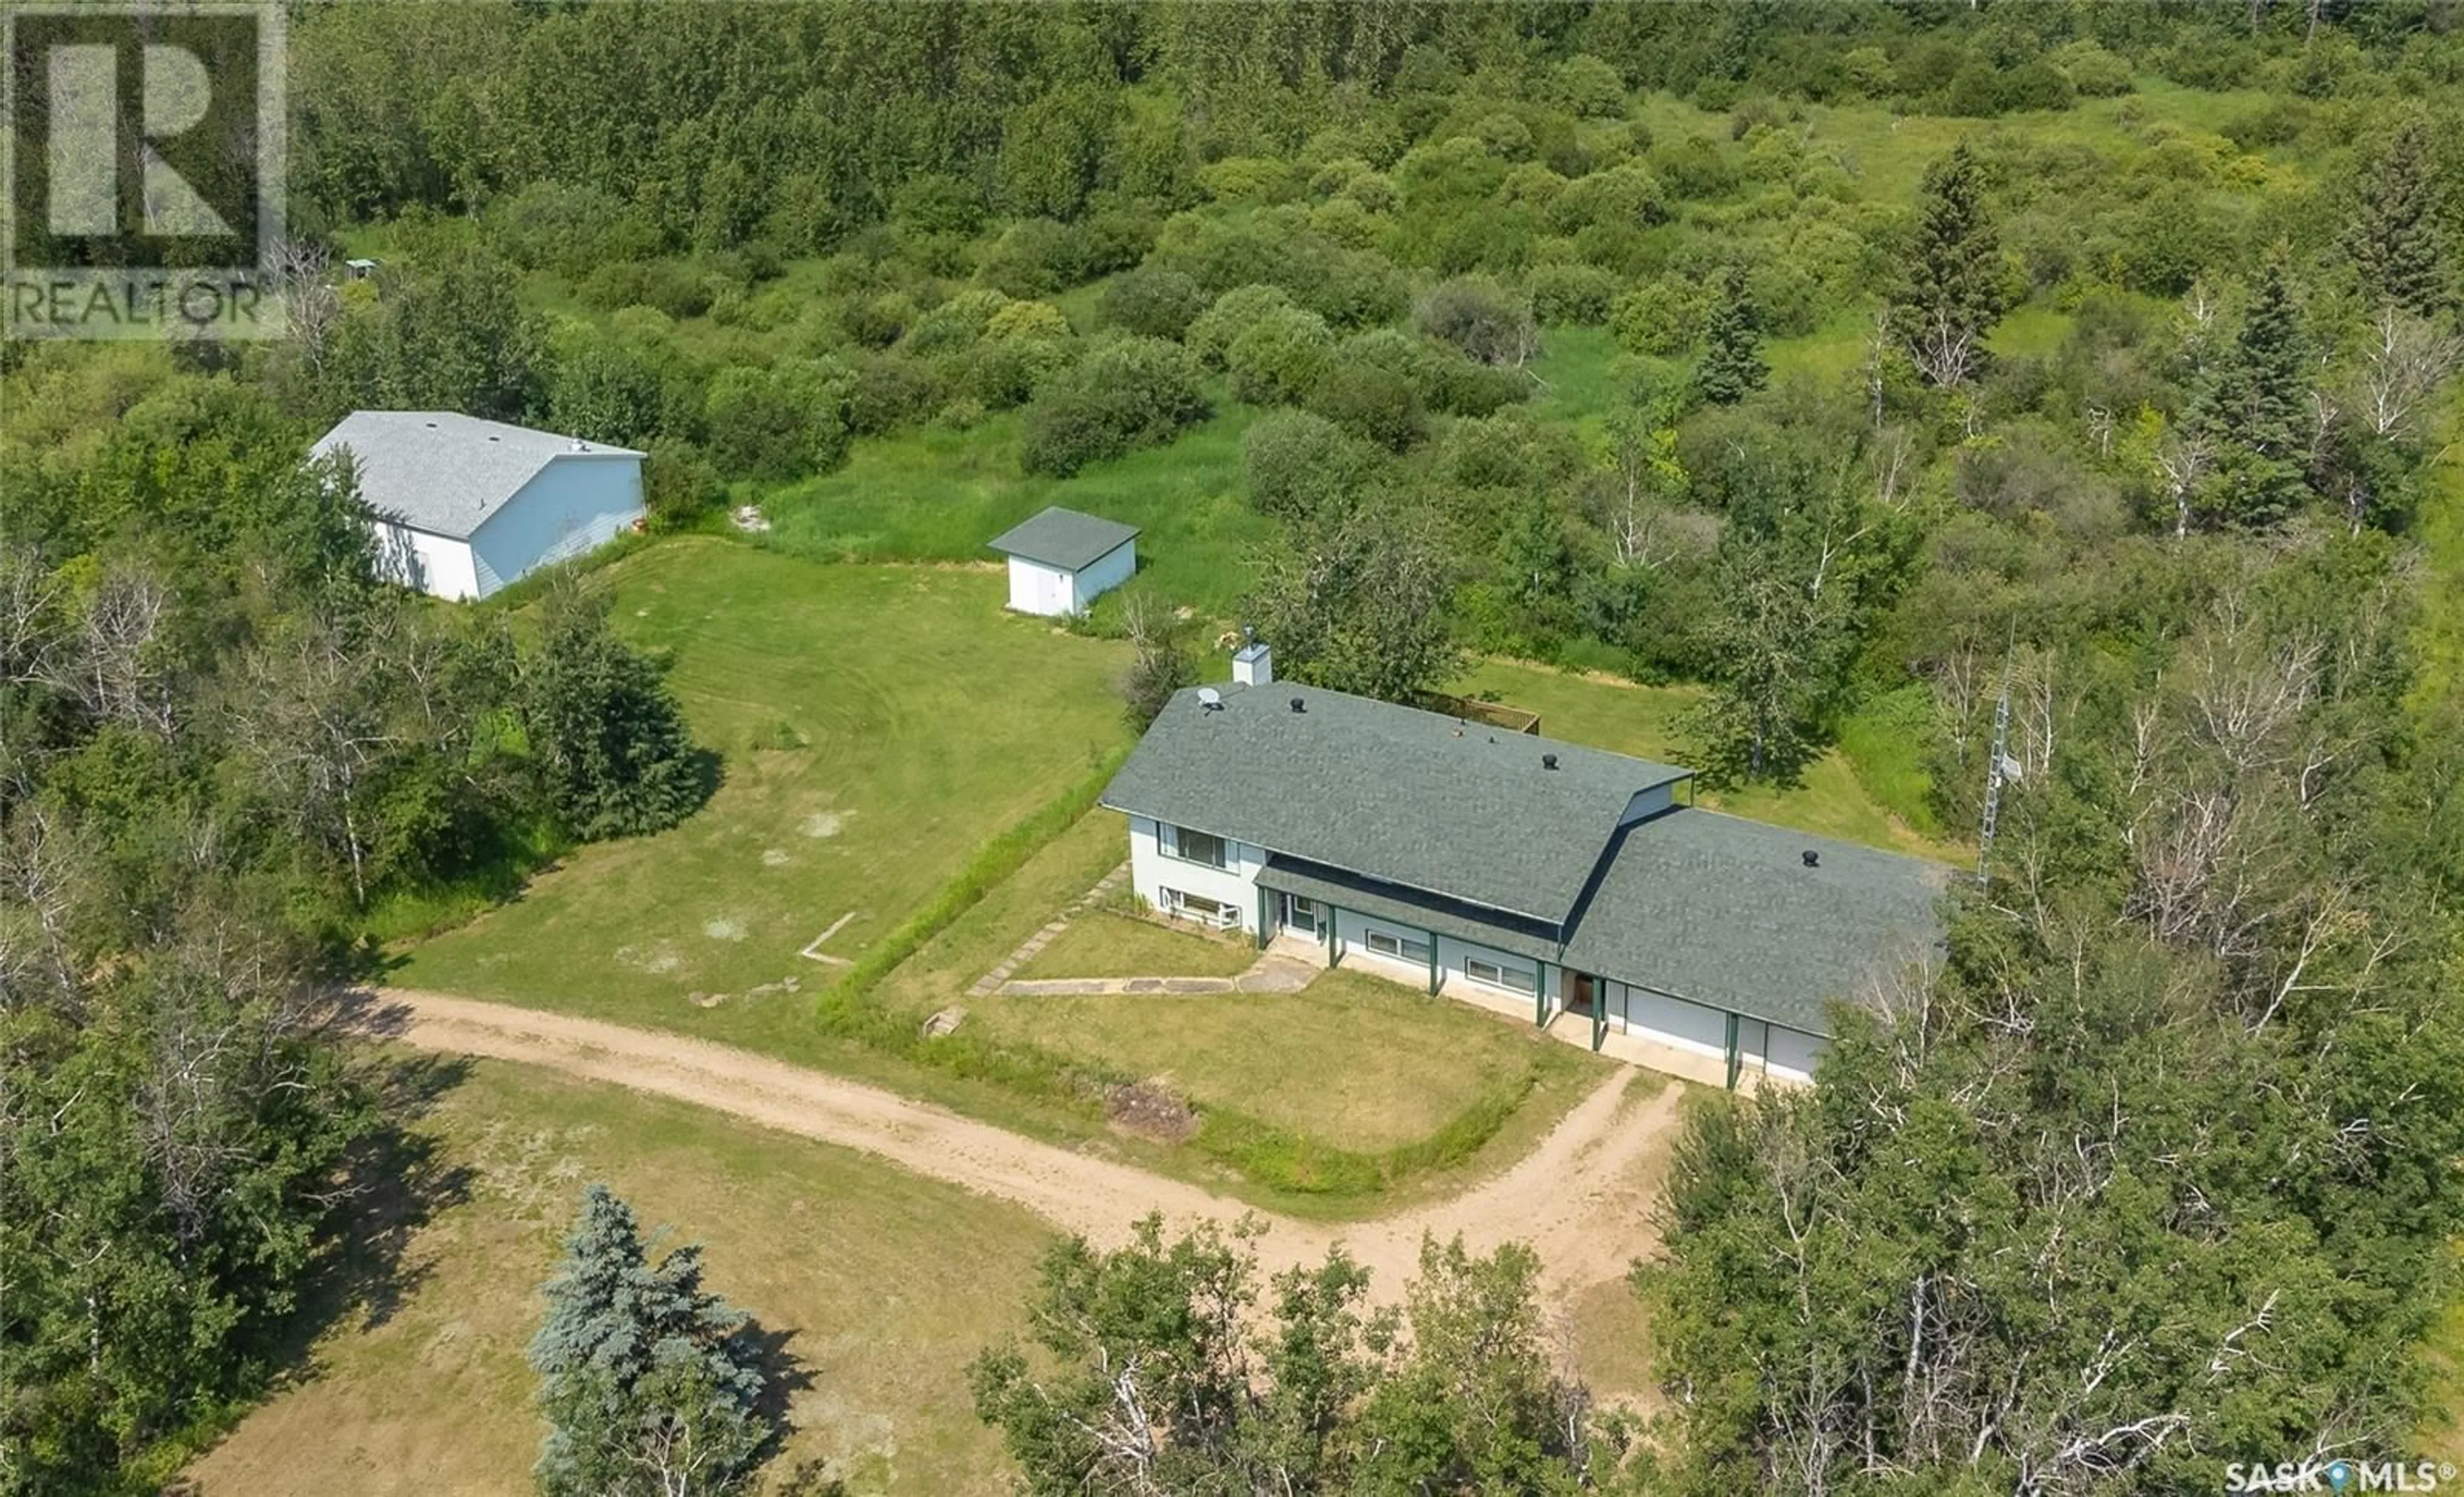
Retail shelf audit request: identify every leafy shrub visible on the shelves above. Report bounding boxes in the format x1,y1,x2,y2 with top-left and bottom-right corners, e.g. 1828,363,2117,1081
2055,40,2134,97
643,438,723,529
1242,410,1378,524
1307,355,1426,452
1546,163,1668,235
1416,277,1538,366
845,353,945,436
899,287,1009,355
577,259,712,319
977,218,1083,298
1186,283,1299,368
1101,266,1208,339
488,180,660,278
1611,277,1711,356
963,332,1075,410
1651,136,1738,200
1226,304,1335,406
1018,334,1210,477
702,357,857,481
1529,262,1617,325
1551,54,1628,119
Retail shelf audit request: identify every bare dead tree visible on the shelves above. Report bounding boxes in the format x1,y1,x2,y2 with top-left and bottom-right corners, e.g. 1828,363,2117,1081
2354,306,2461,441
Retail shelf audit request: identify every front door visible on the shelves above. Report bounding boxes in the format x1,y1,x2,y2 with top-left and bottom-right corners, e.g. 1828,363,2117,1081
1568,972,1596,1016
1282,894,1321,937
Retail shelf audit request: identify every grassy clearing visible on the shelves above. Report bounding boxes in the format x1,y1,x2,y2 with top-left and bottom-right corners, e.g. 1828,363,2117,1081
180,1058,1052,1496
972,968,1607,1156
1013,909,1259,980
395,538,1133,1020
757,394,1272,617
1453,657,1965,863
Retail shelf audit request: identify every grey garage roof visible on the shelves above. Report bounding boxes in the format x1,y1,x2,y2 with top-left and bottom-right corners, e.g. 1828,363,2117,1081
311,411,644,540
1102,682,1688,924
988,506,1140,572
1559,808,1947,1036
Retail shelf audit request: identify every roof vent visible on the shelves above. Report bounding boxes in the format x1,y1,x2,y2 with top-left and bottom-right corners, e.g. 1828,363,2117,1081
1802,850,1820,868
422,420,438,428
570,438,590,452
1542,753,1559,771
1288,696,1306,714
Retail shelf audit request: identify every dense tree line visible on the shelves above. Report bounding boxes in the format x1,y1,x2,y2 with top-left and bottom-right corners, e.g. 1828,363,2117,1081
1,372,706,1491
8,3,2463,1490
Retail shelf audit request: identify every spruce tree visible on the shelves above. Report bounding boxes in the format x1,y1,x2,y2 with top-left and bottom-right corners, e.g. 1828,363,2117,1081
527,583,706,839
2190,252,2311,528
1694,269,1770,405
1890,142,2006,388
530,1185,771,1497
2347,117,2450,316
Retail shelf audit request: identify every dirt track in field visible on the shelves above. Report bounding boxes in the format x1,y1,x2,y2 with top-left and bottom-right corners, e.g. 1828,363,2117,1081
349,988,1686,1308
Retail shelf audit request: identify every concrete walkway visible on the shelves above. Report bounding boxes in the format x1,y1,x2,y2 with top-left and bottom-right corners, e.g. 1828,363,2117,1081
995,950,1317,997
968,859,1129,996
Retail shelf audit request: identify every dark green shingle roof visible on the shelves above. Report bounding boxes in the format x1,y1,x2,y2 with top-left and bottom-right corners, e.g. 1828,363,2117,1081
1102,683,1688,923
1558,809,1947,1036
1254,856,1562,965
987,506,1139,572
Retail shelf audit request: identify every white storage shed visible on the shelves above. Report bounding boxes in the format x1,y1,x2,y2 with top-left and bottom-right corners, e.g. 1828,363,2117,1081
987,506,1140,617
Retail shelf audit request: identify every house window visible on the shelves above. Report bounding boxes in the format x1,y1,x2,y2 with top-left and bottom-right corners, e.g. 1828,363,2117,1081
1163,824,1228,870
1163,889,1236,927
1465,956,1536,995
1364,928,1432,964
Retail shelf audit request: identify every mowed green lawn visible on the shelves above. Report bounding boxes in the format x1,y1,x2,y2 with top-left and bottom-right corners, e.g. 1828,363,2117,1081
397,539,1134,1024
1453,658,1967,864
1013,909,1259,980
972,968,1609,1156
757,395,1275,617
180,1059,1053,1496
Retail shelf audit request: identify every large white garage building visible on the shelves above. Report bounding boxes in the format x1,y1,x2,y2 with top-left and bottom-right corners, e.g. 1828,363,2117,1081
312,411,646,601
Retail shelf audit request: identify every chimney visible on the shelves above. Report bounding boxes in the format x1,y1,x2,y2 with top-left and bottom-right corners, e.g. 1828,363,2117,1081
1233,640,1273,687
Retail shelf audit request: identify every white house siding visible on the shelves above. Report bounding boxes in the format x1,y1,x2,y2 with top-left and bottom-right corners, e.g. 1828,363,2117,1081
1617,783,1677,823
1763,1025,1825,1084
1609,982,1732,1063
378,522,481,601
1007,557,1073,616
1128,816,1265,932
1068,541,1136,612
465,455,645,600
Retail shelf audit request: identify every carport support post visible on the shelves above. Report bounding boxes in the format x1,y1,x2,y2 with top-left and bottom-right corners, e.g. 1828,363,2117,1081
1534,962,1550,1027
1328,906,1342,968
1724,1011,1742,1091
1426,930,1439,995
1255,886,1269,950
1591,986,1605,1052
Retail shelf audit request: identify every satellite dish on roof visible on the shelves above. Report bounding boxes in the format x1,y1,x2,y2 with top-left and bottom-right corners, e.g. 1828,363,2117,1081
1197,687,1223,712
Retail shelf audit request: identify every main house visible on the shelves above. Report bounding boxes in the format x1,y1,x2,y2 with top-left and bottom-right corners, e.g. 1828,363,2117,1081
312,411,646,601
1100,647,1946,1090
